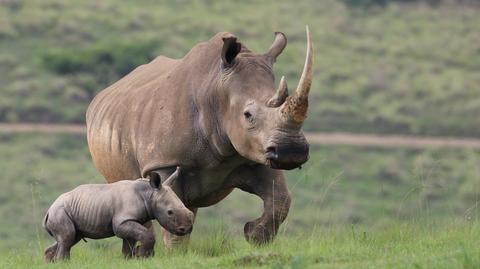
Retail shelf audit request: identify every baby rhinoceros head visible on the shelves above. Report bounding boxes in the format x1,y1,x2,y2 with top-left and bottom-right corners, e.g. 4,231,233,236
148,168,194,236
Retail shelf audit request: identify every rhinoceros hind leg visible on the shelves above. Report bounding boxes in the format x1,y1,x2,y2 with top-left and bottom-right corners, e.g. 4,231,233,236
162,208,197,249
44,242,58,263
232,166,291,245
45,210,79,262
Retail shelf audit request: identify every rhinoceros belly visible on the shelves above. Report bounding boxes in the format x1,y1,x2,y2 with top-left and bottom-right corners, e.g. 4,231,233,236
65,186,116,239
179,159,245,208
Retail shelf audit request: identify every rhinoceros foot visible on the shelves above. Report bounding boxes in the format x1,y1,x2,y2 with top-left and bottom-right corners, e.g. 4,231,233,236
244,220,275,245
44,242,58,263
134,244,155,258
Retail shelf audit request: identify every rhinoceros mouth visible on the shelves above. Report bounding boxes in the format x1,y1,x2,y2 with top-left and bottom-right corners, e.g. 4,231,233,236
267,159,306,170
172,226,193,236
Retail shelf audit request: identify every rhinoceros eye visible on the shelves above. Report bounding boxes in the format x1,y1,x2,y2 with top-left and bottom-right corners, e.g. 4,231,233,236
244,111,252,120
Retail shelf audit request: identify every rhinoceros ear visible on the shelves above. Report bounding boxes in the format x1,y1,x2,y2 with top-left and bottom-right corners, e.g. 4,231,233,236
265,32,287,63
149,171,162,189
221,36,241,67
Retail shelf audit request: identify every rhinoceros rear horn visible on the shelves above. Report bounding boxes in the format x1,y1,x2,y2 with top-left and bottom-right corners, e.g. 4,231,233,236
267,76,288,107
221,36,241,67
149,171,162,189
281,25,314,124
265,32,287,63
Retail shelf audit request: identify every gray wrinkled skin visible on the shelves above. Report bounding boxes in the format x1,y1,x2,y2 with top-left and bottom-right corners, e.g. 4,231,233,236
43,168,194,262
86,28,313,246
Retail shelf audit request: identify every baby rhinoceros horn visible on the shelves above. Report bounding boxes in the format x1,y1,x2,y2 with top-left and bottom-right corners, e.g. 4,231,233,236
149,167,181,189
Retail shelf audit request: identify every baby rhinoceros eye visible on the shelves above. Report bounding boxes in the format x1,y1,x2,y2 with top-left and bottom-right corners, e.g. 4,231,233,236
167,209,173,216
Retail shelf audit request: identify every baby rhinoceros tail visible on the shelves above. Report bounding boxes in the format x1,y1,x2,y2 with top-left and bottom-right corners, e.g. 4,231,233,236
43,212,53,237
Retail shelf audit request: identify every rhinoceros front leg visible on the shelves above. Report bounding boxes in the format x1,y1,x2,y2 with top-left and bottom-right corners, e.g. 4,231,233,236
115,220,156,258
120,220,154,258
161,208,197,249
122,238,137,258
232,165,291,245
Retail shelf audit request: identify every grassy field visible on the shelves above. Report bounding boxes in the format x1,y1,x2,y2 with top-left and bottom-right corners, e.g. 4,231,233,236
2,222,480,268
1,1,479,267
0,134,479,268
1,0,480,137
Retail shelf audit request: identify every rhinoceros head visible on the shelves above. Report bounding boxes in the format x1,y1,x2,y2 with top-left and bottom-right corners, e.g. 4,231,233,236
216,27,313,170
149,168,194,236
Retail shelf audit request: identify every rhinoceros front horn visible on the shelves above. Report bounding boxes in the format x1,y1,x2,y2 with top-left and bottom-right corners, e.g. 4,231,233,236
281,26,314,124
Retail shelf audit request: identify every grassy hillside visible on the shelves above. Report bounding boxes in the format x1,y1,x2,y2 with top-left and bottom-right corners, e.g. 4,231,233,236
1,0,480,137
1,134,479,251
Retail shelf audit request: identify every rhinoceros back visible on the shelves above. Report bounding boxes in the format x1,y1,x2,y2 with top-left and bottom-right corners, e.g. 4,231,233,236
87,56,181,181
87,33,231,183
86,52,206,182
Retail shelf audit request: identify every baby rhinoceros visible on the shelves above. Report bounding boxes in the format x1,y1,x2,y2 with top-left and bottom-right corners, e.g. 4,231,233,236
43,167,193,262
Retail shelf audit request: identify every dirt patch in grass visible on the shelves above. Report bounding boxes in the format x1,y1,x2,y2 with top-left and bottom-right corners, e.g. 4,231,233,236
234,252,287,266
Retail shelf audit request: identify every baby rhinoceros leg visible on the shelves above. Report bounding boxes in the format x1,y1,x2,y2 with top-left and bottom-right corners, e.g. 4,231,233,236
44,242,58,263
121,223,154,258
122,238,137,258
115,221,155,258
44,209,81,262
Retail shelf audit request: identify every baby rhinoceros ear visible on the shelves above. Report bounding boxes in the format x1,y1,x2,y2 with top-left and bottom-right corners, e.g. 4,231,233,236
149,171,162,189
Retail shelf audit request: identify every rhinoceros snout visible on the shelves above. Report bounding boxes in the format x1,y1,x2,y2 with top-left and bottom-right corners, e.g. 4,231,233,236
266,143,309,170
174,225,193,236
172,210,194,236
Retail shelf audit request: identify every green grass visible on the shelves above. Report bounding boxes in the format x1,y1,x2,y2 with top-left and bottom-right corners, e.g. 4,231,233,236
2,221,480,268
1,0,480,137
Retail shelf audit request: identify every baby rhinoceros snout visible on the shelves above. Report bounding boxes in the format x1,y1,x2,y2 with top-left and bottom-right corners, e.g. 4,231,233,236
172,210,194,236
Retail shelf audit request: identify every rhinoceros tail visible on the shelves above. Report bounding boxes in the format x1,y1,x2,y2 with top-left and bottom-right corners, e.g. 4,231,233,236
43,212,53,237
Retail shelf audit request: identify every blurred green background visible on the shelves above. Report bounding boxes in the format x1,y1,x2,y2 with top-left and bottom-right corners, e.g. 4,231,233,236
1,0,479,251
1,0,480,136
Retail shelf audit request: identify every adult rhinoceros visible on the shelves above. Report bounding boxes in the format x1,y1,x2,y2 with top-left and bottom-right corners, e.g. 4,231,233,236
86,26,313,247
